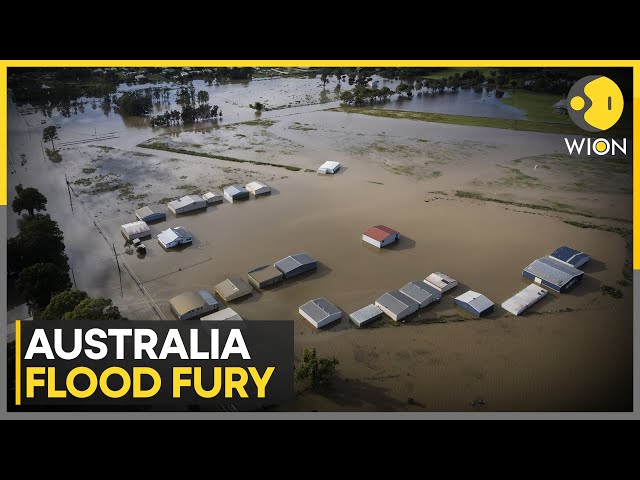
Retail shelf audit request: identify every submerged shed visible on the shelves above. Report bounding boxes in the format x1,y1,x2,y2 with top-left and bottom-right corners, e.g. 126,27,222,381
399,281,441,308
362,225,399,248
202,192,223,205
522,257,583,293
201,307,243,321
121,220,151,241
299,297,342,328
454,290,494,317
215,277,253,302
169,289,219,320
548,246,590,269
423,272,458,293
223,185,249,202
317,161,341,174
502,284,547,316
375,290,419,321
349,304,384,327
168,195,207,215
135,206,166,223
274,253,317,278
247,265,284,289
246,181,271,196
157,227,193,249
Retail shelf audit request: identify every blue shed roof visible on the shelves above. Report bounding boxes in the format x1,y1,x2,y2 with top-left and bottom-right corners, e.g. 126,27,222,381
549,246,590,268
523,257,583,287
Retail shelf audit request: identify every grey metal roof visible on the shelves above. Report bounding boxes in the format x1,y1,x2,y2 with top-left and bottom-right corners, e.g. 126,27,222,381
300,297,340,322
248,265,283,283
399,281,439,305
349,304,383,326
274,253,316,274
455,290,494,312
173,227,192,238
224,185,248,197
196,290,219,308
523,257,582,287
376,290,418,315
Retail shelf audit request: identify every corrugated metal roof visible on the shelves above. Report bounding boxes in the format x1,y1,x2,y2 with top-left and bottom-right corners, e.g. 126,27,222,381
349,304,383,326
502,284,547,315
170,292,206,316
168,195,206,210
246,181,270,192
158,228,178,245
399,281,439,305
424,272,457,290
523,257,582,287
215,277,253,300
363,225,398,242
196,290,219,308
202,308,242,321
224,185,248,197
549,246,590,268
248,265,283,283
455,290,494,312
202,192,223,201
319,161,340,170
300,298,340,322
375,290,418,315
121,220,150,236
275,253,316,273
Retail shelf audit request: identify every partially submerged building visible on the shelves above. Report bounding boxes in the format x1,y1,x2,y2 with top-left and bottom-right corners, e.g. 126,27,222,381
121,220,151,241
274,253,317,279
423,272,458,293
454,290,494,317
215,277,253,302
169,289,219,320
502,284,547,316
399,281,441,308
135,206,166,223
201,307,243,321
522,257,584,293
223,185,249,202
245,181,271,196
317,161,341,174
349,304,384,327
362,225,400,248
247,265,284,289
157,227,193,249
548,246,590,269
375,290,419,321
299,297,342,328
168,195,207,215
202,192,223,205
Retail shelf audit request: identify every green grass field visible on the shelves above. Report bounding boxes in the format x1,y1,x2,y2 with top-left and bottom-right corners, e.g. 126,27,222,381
501,90,570,123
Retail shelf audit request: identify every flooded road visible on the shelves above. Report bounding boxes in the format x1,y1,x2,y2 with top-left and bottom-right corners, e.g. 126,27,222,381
7,74,633,411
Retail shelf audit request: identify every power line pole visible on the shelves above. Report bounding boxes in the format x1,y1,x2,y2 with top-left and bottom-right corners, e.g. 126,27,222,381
64,174,74,214
70,265,77,289
113,243,123,298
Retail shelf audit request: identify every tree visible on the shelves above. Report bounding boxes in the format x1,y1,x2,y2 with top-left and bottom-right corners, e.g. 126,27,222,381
42,126,58,151
395,83,412,97
249,101,264,111
295,347,339,390
197,90,210,105
63,297,126,320
8,216,68,276
116,92,153,116
16,262,71,313
11,184,47,217
339,90,354,104
40,289,89,320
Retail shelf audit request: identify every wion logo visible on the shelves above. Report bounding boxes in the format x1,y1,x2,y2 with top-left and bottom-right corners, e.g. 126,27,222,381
564,75,627,156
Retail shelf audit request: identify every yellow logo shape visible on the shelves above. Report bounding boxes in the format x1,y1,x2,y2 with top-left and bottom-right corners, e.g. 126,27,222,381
567,75,624,132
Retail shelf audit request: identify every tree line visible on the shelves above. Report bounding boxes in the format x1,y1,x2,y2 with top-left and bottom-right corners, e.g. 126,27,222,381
9,184,124,320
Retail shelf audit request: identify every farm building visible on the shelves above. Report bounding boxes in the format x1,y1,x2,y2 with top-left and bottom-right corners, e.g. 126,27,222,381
246,181,271,196
502,284,548,316
157,227,193,249
399,281,441,308
201,307,243,321
274,253,318,278
522,257,584,293
362,225,400,248
423,272,458,293
223,185,249,202
349,304,384,327
317,161,341,174
168,195,207,215
454,290,494,317
247,265,284,289
215,277,253,302
169,289,219,320
548,246,590,269
120,220,151,241
202,192,223,205
299,298,342,328
135,205,166,223
375,290,419,321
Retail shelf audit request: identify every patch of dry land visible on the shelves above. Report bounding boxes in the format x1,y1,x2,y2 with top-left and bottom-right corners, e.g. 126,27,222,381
62,109,632,411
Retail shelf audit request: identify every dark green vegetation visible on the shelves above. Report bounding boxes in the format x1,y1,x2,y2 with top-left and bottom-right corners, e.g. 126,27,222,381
42,290,125,320
116,91,153,116
295,348,339,391
150,86,221,127
45,148,62,163
42,126,58,150
138,142,302,171
11,184,47,217
249,101,265,111
333,107,601,136
601,285,623,299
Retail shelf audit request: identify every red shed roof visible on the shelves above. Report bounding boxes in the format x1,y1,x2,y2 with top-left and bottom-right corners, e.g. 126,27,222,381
363,225,398,241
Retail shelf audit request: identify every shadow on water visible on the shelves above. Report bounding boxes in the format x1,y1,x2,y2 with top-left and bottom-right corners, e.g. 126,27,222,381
360,236,416,253
581,259,606,274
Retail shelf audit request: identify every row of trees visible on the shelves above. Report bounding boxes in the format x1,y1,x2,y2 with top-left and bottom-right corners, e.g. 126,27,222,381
116,91,153,116
150,88,221,126
9,184,125,319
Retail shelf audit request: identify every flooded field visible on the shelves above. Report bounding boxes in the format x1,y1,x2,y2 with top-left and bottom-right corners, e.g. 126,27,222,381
7,73,633,411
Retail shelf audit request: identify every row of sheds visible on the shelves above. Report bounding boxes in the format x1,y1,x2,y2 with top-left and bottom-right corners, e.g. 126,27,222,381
120,220,193,249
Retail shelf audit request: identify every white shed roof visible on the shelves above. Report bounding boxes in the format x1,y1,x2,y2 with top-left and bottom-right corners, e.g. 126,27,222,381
455,290,494,312
424,272,458,291
319,161,340,170
121,221,150,237
168,195,206,210
502,284,547,315
246,181,270,192
201,308,242,321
